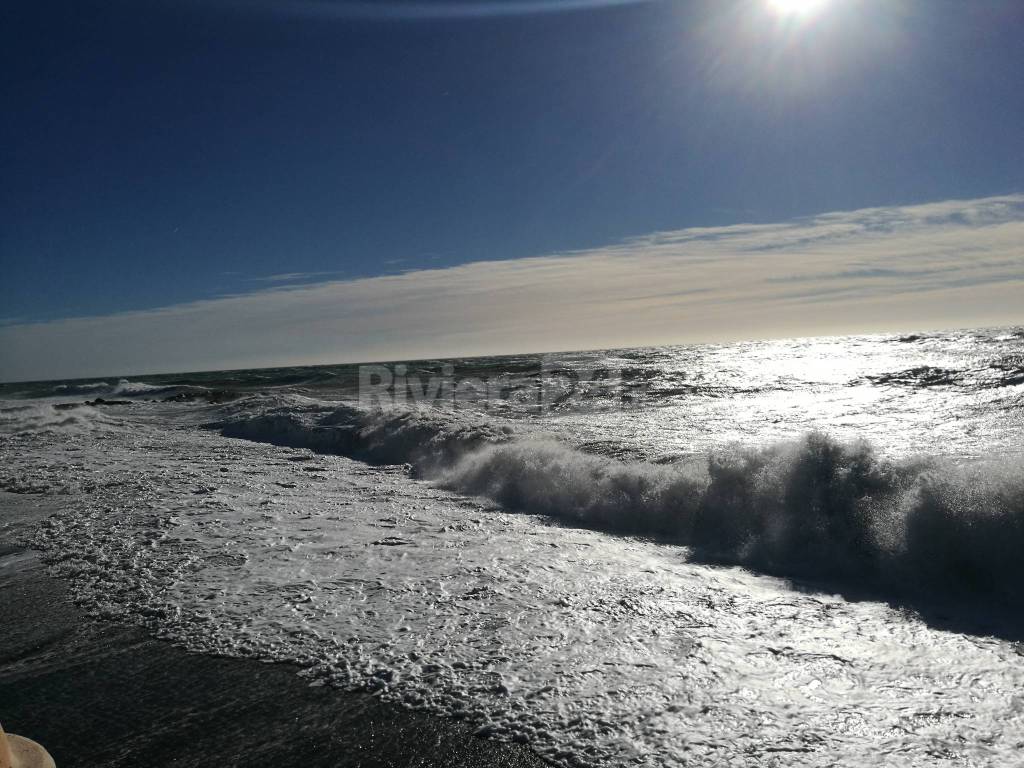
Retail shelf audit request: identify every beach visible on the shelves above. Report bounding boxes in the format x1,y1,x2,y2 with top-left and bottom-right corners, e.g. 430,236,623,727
0,491,544,768
4,0,1022,761
2,330,1024,766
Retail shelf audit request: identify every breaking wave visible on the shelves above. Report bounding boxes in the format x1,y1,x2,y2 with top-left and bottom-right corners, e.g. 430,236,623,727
51,380,112,395
0,402,122,435
52,378,168,397
46,378,238,403
214,396,514,471
213,401,1024,608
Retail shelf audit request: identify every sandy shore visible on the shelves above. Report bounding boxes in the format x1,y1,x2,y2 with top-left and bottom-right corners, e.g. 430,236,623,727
0,491,545,768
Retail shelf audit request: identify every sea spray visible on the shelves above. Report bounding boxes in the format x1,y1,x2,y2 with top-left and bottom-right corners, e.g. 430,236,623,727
213,401,1024,607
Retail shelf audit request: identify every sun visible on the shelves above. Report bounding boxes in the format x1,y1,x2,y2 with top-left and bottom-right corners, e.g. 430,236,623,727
767,0,829,16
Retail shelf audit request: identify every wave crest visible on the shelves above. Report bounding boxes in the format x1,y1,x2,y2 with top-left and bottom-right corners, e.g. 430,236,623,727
53,378,168,397
213,402,1024,606
215,399,513,472
0,402,121,435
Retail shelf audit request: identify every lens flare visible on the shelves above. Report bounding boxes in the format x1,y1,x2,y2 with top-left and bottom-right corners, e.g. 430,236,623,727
768,0,828,15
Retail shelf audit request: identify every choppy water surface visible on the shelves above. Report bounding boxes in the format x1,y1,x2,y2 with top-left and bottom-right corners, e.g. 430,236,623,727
2,328,1023,766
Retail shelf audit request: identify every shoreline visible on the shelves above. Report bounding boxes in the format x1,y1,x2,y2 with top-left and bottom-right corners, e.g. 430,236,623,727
0,491,545,768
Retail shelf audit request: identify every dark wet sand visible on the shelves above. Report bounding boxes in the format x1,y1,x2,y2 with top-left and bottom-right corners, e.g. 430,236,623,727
0,492,545,768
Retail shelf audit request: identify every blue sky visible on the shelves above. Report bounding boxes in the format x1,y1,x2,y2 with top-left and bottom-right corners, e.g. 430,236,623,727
1,0,1022,379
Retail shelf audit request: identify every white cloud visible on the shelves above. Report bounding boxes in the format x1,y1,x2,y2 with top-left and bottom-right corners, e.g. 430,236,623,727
2,194,1023,381
249,270,347,283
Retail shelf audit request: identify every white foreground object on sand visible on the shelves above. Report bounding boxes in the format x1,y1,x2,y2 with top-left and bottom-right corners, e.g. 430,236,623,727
0,724,56,768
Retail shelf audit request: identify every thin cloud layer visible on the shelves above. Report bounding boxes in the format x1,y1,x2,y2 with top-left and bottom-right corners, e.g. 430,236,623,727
2,195,1022,381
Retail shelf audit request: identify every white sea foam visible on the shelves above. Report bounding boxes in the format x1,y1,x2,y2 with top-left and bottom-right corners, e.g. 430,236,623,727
51,380,112,395
212,400,1024,608
48,377,205,399
5,329,1024,767
8,408,1024,768
0,402,122,435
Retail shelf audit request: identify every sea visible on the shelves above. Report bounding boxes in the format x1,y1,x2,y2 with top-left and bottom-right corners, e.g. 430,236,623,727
2,326,1024,767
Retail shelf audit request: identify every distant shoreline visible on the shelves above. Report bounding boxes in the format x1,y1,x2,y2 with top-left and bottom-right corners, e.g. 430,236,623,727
0,491,544,768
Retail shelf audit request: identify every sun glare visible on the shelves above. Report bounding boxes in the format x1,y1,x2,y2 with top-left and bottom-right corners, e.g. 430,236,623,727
768,0,829,16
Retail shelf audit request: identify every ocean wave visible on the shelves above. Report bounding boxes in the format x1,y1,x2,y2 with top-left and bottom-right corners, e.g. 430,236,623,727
0,402,122,435
863,359,1024,390
52,378,170,397
213,401,1024,607
215,397,514,472
46,377,240,403
51,380,112,395
444,436,1024,604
